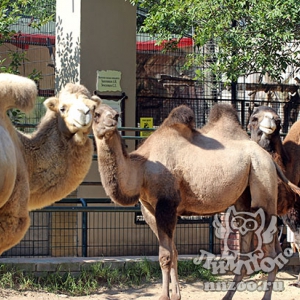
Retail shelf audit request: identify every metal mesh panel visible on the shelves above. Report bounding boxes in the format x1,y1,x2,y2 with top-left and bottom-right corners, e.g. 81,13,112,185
136,33,300,132
2,208,219,258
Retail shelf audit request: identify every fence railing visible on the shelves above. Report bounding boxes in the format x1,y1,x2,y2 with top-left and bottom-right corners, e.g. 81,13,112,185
8,117,293,259
2,197,217,258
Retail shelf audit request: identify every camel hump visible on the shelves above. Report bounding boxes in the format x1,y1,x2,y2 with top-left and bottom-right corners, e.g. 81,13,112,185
0,73,37,113
208,103,240,125
162,105,195,129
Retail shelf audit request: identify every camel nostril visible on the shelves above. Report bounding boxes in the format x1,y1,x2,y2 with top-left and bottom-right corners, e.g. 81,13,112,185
85,109,90,115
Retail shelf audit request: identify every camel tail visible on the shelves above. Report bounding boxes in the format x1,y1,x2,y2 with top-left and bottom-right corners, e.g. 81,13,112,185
274,162,300,196
0,73,37,113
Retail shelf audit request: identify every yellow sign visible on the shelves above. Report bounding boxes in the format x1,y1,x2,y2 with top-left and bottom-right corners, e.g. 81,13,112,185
140,117,153,137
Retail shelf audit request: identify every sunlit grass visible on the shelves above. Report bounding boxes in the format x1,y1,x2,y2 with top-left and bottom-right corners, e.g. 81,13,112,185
0,258,217,296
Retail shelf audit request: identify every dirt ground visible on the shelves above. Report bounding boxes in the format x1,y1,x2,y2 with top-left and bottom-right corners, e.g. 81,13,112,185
0,270,299,300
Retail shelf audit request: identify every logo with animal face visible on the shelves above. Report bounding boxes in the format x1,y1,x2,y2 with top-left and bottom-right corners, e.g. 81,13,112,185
193,206,292,275
213,206,278,260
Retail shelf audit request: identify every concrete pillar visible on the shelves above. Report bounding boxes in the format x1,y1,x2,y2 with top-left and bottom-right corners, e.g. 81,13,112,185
54,1,137,252
55,0,136,130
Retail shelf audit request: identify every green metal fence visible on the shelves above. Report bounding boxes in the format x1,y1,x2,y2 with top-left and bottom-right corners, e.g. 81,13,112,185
2,198,217,258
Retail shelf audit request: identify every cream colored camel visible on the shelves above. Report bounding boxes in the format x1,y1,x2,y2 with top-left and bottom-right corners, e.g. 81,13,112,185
0,73,101,254
93,102,282,300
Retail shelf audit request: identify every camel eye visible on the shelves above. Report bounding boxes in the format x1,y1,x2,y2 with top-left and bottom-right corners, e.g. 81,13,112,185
60,106,66,113
114,114,119,121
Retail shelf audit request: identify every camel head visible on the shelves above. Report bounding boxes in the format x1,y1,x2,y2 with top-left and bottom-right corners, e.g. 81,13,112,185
248,106,281,148
92,103,119,139
44,83,101,145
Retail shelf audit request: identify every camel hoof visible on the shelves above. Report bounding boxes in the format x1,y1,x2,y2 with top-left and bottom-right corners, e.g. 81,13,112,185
289,282,300,288
171,294,180,300
159,296,170,300
222,295,233,300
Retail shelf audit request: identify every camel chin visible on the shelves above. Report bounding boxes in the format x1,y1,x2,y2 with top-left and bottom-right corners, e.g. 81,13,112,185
259,125,275,135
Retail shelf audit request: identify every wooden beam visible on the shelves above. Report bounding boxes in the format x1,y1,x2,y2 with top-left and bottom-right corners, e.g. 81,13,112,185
239,83,299,93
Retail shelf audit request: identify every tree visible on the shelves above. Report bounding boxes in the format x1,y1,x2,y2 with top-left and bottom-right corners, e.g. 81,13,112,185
130,0,300,83
0,0,55,123
0,0,55,74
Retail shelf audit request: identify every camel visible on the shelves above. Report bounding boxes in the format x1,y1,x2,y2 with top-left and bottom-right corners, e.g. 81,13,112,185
93,102,284,300
248,105,300,286
0,73,101,254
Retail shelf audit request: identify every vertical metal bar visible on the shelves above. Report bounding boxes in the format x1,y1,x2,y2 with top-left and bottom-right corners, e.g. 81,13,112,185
231,19,238,109
241,100,245,128
209,216,214,253
79,198,88,257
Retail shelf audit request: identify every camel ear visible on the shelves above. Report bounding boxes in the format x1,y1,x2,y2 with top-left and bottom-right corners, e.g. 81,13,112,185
44,97,59,112
91,95,102,106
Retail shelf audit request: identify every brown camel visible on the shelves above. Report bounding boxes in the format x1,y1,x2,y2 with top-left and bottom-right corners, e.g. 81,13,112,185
93,102,284,300
0,73,101,254
248,105,300,286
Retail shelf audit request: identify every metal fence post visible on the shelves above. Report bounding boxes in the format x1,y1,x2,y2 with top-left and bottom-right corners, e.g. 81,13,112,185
79,198,88,257
209,216,214,253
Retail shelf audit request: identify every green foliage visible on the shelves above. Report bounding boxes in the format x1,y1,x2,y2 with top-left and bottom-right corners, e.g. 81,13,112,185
0,0,55,33
6,108,24,124
0,259,217,296
0,0,53,124
22,0,55,28
0,0,25,39
177,260,218,282
131,0,300,83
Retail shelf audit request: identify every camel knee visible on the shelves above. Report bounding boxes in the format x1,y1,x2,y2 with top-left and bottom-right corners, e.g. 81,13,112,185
159,253,172,270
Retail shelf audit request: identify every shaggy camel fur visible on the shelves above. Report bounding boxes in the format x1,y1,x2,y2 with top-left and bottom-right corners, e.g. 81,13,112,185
93,102,282,300
248,105,300,286
0,73,100,254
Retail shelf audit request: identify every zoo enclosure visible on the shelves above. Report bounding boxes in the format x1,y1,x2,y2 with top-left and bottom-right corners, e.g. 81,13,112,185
0,6,299,258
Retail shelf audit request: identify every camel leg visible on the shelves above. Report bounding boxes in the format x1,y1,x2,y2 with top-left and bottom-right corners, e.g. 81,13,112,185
298,252,300,285
0,178,30,255
289,243,300,286
256,209,282,300
141,198,180,300
222,195,252,300
156,197,180,300
222,227,254,300
260,236,281,300
170,242,180,300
